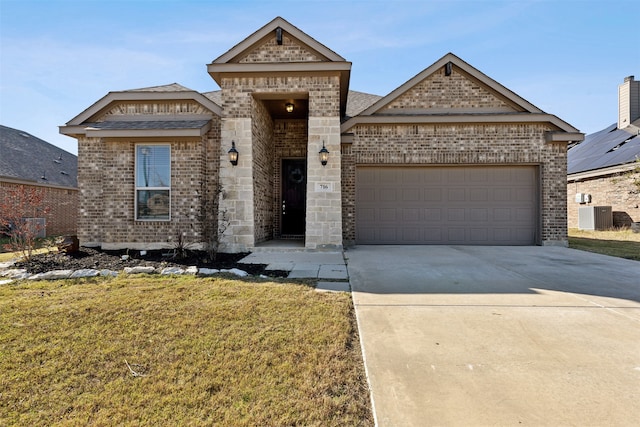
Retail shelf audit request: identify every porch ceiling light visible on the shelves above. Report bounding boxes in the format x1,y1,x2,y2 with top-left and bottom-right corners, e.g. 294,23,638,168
228,141,239,166
319,141,329,166
285,102,294,113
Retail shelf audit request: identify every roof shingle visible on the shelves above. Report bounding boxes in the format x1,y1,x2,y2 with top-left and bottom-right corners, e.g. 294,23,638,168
0,125,77,187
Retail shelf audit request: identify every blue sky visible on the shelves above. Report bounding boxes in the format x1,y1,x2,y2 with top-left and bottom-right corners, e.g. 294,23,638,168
1,0,638,155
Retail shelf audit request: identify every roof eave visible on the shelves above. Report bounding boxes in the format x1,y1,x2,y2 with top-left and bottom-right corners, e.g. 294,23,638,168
0,175,78,190
568,162,638,181
341,113,582,134
61,122,212,138
66,91,221,126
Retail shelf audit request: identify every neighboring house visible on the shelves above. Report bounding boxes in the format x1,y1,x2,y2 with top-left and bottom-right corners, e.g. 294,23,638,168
0,125,78,236
60,17,582,252
567,76,640,228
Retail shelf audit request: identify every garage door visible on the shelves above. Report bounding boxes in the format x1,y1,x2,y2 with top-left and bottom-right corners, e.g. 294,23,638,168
356,166,538,245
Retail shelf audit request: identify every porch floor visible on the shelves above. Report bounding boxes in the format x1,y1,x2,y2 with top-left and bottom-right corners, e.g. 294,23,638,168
252,239,305,251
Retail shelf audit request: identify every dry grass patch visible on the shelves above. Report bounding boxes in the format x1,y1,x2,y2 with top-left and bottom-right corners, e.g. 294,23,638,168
0,275,373,426
568,228,640,261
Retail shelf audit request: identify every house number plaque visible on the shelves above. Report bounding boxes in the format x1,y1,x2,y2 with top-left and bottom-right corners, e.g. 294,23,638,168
315,182,333,192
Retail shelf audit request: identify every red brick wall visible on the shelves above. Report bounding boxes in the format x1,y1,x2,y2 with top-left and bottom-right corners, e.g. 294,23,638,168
0,181,78,237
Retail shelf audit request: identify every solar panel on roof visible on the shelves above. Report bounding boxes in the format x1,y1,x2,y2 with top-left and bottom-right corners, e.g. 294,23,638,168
568,123,640,174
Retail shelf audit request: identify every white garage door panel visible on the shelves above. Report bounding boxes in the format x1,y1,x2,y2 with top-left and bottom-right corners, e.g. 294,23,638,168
356,166,537,245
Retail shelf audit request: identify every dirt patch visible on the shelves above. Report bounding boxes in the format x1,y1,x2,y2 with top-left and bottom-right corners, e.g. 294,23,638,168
15,247,288,277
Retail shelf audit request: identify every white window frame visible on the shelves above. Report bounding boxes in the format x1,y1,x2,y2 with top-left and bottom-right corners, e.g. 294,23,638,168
135,144,171,221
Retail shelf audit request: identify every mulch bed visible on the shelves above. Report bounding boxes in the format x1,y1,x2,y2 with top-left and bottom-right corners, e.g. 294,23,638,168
14,247,288,278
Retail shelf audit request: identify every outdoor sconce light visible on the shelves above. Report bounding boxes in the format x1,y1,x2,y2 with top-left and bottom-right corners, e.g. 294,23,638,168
319,141,329,166
285,103,294,113
228,141,239,166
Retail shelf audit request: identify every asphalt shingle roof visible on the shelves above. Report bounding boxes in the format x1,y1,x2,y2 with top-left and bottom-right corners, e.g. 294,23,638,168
127,83,195,92
84,120,210,130
567,123,640,174
0,125,77,187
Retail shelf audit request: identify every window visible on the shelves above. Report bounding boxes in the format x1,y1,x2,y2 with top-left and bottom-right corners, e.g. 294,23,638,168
135,145,170,220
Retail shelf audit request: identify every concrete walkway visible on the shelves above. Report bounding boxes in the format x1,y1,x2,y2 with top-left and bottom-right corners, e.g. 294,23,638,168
346,246,640,426
239,250,350,292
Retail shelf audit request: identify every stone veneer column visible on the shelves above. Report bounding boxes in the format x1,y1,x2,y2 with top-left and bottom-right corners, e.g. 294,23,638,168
305,116,343,250
218,117,255,252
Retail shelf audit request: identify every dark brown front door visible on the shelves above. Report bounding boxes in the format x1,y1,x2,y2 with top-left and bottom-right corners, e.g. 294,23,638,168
281,159,307,236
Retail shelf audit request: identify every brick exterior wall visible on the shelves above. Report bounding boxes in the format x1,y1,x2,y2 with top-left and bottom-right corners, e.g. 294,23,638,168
76,118,221,249
0,181,78,237
239,35,322,63
341,123,567,245
567,172,640,228
77,137,104,245
382,70,513,111
70,23,576,250
252,97,275,243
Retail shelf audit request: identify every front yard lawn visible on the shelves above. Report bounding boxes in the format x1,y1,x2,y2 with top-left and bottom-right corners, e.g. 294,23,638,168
568,228,640,261
0,275,373,426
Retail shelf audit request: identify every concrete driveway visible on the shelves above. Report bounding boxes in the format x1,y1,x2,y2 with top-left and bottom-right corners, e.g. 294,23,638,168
346,246,640,426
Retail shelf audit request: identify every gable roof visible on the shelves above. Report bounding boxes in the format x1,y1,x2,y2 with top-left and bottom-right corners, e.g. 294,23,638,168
60,83,221,138
342,53,581,137
0,125,77,188
568,124,640,176
211,17,346,64
207,17,351,117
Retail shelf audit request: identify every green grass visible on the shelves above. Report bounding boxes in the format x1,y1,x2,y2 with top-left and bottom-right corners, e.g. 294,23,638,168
568,228,640,261
0,275,373,426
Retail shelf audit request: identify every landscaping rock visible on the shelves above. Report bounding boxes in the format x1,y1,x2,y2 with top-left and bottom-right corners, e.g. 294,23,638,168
221,268,249,277
124,266,156,274
70,269,101,278
100,269,118,277
14,246,282,278
29,270,73,280
3,269,31,280
161,267,185,275
0,260,16,269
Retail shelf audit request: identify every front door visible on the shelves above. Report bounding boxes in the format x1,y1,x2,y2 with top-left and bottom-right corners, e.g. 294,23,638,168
281,159,307,236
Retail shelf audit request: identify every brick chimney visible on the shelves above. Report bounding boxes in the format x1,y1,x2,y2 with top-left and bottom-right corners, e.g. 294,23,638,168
618,75,640,130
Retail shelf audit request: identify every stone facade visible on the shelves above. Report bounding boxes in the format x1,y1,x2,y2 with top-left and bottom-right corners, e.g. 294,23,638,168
216,71,343,251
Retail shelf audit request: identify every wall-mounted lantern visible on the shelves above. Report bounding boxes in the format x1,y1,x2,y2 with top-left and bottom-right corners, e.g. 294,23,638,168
285,102,294,113
228,141,239,166
319,141,329,166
